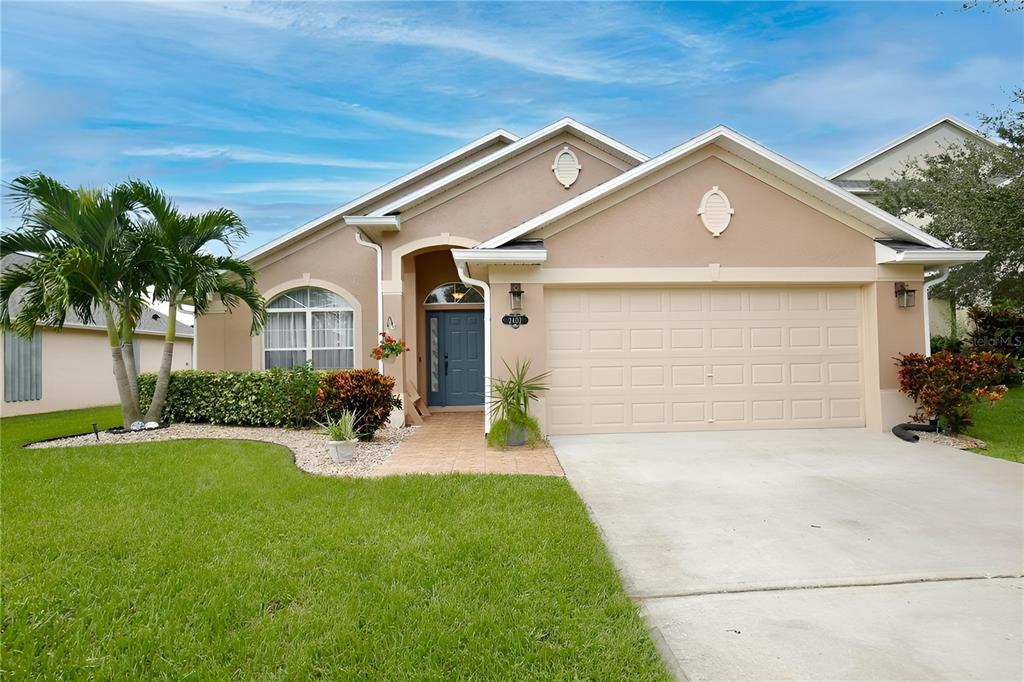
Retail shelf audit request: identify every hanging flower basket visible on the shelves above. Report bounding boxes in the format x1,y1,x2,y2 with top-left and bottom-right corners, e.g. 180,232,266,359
371,332,409,361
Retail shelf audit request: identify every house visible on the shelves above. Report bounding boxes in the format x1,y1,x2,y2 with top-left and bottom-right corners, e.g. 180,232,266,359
1,252,195,417
197,119,985,435
828,116,1001,340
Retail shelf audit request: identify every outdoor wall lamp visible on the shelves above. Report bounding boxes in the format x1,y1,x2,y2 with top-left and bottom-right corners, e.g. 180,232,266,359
895,281,917,308
509,283,524,312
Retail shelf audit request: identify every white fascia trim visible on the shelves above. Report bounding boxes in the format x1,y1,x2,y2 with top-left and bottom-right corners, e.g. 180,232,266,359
877,248,988,265
451,248,548,266
242,128,519,262
368,118,649,217
342,215,400,230
479,125,950,251
827,115,998,180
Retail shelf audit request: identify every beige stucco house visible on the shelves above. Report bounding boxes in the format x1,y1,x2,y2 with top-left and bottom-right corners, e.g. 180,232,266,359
828,116,1000,340
1,253,195,417
198,119,985,435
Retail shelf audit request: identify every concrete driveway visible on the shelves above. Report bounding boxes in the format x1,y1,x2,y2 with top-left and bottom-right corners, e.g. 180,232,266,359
551,429,1024,681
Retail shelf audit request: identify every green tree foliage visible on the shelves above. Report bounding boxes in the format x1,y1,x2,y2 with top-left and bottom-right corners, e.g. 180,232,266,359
1,174,266,427
871,91,1024,307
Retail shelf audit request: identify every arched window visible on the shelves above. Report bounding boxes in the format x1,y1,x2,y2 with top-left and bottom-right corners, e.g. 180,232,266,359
264,287,354,370
423,282,484,305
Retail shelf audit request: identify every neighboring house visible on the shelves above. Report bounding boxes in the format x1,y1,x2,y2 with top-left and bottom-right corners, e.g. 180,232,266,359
828,116,1001,339
197,118,984,435
1,252,195,417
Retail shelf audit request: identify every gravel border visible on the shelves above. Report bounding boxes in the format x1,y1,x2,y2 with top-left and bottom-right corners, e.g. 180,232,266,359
25,423,416,477
918,431,986,450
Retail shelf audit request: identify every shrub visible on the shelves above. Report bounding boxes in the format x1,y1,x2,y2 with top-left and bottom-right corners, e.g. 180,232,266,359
930,335,965,354
317,369,401,441
968,304,1024,359
896,351,1017,434
139,365,324,428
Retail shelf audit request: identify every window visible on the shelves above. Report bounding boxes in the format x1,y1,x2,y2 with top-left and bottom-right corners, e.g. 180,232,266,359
424,282,483,305
264,287,355,370
4,331,41,402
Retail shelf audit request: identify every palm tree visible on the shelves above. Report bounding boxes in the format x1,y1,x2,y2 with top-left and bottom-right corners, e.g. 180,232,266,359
129,182,266,423
0,174,153,427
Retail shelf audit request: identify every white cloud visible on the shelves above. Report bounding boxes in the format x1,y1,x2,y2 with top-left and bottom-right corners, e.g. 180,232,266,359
750,49,1018,125
122,144,414,170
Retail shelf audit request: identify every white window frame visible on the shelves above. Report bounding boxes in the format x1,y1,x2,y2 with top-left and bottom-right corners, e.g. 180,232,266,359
264,288,356,370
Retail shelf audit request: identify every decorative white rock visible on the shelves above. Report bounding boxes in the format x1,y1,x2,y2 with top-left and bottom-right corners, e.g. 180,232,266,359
144,421,160,430
698,186,735,237
130,420,145,432
552,146,582,189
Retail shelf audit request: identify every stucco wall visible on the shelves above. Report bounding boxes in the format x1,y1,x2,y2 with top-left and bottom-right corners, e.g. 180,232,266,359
383,135,628,279
835,121,982,182
2,328,192,417
544,154,875,269
199,225,377,371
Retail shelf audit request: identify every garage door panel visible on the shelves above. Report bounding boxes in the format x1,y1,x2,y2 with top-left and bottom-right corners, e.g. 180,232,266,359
546,286,865,434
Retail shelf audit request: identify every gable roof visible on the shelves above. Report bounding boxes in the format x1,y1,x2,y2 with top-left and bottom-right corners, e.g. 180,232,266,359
1,252,195,338
827,115,997,181
366,117,649,218
242,128,519,262
478,124,951,251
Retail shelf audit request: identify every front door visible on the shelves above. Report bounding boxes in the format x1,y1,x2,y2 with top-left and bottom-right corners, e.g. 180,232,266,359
426,310,485,406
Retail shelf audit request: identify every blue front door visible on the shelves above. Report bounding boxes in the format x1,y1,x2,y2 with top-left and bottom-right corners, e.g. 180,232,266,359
426,310,485,406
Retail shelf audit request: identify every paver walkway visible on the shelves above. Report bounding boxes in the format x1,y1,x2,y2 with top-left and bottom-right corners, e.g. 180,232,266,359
373,411,563,476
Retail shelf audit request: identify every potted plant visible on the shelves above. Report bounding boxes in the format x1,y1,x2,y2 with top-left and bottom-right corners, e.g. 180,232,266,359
486,359,550,449
371,332,409,362
321,409,359,463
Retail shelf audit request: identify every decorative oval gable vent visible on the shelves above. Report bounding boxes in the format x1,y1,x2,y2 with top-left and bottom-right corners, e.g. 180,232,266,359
552,146,582,189
697,186,734,238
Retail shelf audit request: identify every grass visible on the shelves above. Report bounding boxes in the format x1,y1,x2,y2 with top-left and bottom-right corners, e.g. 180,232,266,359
968,386,1024,463
1,406,667,680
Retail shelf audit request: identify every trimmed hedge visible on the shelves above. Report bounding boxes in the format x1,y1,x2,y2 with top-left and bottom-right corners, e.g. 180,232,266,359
139,366,400,433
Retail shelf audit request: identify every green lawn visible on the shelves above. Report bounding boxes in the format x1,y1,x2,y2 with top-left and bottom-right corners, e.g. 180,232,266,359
1,407,667,680
969,386,1024,464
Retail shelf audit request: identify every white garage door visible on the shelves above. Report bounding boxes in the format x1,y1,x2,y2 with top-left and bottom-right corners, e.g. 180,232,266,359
545,287,865,434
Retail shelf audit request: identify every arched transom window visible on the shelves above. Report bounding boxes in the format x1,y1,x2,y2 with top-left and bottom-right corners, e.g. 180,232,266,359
265,287,354,370
424,282,483,305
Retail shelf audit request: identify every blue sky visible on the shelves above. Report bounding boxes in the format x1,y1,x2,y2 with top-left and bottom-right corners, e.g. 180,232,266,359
2,1,1021,253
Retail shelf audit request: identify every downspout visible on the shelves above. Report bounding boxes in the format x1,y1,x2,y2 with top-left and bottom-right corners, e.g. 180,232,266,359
922,266,951,356
353,229,384,373
456,262,491,434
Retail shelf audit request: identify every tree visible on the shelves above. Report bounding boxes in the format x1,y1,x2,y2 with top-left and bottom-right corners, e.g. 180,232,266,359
871,91,1024,323
129,182,266,423
0,174,154,427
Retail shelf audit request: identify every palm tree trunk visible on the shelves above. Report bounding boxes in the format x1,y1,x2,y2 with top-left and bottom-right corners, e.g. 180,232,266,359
121,305,140,408
104,304,142,427
144,301,177,423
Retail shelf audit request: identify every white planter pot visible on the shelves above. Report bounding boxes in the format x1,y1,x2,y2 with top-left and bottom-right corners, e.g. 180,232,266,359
326,439,357,464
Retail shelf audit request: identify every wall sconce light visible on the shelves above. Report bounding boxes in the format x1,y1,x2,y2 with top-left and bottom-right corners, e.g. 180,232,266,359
894,282,917,308
386,316,396,330
509,283,524,312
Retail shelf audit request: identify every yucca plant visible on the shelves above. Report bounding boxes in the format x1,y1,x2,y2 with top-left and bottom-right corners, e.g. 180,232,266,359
322,410,360,442
486,359,550,449
320,409,361,464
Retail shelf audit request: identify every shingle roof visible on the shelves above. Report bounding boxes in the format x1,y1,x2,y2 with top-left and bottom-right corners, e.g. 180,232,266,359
1,252,194,338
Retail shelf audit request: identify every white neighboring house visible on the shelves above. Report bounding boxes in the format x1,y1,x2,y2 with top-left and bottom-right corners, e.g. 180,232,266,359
1,253,195,417
828,116,1001,338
